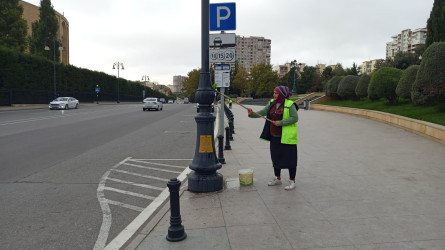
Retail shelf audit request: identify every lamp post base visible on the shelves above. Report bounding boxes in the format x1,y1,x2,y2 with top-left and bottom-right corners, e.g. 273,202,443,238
188,172,223,192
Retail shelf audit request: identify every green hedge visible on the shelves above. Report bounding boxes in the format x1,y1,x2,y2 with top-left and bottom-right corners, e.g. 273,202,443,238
337,75,360,100
396,65,419,99
368,67,403,104
355,74,371,98
325,76,343,97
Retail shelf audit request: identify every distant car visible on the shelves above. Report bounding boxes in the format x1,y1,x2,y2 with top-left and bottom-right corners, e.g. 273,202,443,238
159,98,166,103
168,99,174,104
143,97,163,111
49,97,79,110
183,97,189,104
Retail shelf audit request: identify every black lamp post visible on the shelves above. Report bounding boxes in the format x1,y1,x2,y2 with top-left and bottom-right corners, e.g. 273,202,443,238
142,75,149,85
188,0,223,192
45,40,61,99
112,62,124,103
290,60,297,95
246,75,251,97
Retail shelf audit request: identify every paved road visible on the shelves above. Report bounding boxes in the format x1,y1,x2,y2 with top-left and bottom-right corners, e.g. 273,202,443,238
0,103,198,249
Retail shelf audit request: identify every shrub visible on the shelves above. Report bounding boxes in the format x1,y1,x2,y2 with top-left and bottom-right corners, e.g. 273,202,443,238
412,42,445,105
396,65,419,99
325,76,343,97
356,74,371,98
368,67,404,104
337,75,360,100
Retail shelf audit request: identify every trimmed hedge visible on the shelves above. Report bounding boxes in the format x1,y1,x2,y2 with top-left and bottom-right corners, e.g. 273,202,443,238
412,42,445,105
337,75,360,100
396,65,419,99
325,76,343,97
368,67,403,104
356,74,371,98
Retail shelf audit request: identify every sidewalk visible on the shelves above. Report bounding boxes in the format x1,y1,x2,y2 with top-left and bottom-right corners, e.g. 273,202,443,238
131,104,445,250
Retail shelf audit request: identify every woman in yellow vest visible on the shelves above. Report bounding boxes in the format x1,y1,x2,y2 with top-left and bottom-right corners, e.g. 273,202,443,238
247,86,298,190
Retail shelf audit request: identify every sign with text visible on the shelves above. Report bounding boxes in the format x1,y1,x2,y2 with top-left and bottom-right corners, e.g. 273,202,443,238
209,48,235,63
214,64,231,88
210,3,236,31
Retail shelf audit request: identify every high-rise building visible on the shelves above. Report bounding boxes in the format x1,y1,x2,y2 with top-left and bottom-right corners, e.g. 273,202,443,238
235,36,271,72
386,28,427,59
172,75,186,94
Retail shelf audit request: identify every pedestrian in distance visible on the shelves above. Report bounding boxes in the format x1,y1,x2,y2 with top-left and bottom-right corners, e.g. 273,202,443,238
247,86,299,190
228,98,233,109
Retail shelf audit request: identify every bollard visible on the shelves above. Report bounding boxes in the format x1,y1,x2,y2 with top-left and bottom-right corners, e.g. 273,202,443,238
229,117,235,134
166,178,187,242
228,119,234,141
224,126,232,150
217,134,226,164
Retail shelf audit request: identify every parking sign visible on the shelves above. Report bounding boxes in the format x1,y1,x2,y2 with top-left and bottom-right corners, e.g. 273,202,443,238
210,3,236,31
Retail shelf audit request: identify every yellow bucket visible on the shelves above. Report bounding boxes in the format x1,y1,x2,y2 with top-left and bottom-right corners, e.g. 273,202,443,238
238,169,253,186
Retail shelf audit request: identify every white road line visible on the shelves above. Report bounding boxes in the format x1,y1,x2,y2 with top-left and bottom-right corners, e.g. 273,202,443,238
106,177,164,191
129,159,190,169
103,187,155,200
123,162,182,173
111,169,170,182
105,199,145,212
94,157,131,250
130,158,192,161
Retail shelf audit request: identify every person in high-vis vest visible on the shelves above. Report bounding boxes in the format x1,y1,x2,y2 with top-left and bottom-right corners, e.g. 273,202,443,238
247,86,298,190
228,98,233,109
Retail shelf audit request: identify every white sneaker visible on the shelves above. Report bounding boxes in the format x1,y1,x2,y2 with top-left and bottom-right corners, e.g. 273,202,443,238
267,177,282,186
284,181,296,190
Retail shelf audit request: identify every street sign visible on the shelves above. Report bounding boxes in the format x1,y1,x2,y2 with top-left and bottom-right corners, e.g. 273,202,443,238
209,33,236,47
95,87,100,93
214,64,231,88
209,48,235,63
210,3,236,31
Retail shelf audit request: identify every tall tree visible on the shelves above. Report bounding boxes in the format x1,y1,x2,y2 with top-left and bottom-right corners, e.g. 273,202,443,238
29,0,59,60
332,63,346,76
231,65,249,97
250,63,280,98
182,68,201,102
345,62,359,76
425,0,445,48
0,0,28,52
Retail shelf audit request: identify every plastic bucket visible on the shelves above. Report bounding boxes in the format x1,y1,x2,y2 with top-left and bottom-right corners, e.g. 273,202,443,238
238,169,253,186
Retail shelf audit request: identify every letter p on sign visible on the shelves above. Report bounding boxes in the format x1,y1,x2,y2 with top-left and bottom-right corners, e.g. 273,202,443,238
210,3,236,31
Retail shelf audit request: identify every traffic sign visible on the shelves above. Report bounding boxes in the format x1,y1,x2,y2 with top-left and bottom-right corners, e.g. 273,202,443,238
210,3,236,31
209,48,235,63
95,87,100,93
209,33,236,47
214,64,231,88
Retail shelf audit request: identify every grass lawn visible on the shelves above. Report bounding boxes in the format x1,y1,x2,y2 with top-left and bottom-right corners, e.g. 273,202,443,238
319,98,445,126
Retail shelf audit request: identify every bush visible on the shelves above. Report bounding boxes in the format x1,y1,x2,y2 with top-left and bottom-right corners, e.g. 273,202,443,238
368,67,404,104
337,75,360,100
396,65,419,99
412,42,445,105
356,74,371,98
325,76,343,97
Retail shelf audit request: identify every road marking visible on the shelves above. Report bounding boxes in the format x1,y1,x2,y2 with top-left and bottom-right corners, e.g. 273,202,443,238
105,199,145,212
111,169,170,182
129,159,190,169
106,177,164,191
103,187,156,200
123,162,182,173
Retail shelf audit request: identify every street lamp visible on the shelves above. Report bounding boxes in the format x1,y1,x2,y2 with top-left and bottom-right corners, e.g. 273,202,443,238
290,60,297,95
112,62,124,103
142,75,149,88
45,40,62,99
246,75,251,97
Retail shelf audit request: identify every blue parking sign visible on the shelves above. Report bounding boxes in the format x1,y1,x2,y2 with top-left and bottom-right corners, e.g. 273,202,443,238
210,3,236,31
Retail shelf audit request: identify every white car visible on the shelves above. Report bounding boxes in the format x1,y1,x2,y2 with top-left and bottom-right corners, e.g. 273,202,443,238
143,98,163,111
49,97,79,110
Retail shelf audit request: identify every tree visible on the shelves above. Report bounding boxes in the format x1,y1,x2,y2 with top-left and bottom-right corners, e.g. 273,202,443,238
231,65,249,97
321,66,333,91
375,58,394,70
396,65,419,99
368,67,404,104
325,76,343,97
182,68,201,102
337,75,360,100
345,62,359,76
412,42,445,105
297,66,318,94
250,63,280,98
0,0,28,52
355,74,371,98
393,52,420,70
332,63,345,76
29,0,59,60
425,0,445,48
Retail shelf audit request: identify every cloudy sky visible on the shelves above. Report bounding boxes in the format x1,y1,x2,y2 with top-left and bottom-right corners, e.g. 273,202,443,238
25,0,433,86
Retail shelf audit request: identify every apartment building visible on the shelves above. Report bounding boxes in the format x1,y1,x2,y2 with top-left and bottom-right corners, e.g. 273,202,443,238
235,36,271,73
19,0,69,65
360,59,384,74
172,75,186,94
386,28,427,59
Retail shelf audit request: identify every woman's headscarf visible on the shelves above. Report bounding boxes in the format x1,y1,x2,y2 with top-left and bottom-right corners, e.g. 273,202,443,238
274,86,292,104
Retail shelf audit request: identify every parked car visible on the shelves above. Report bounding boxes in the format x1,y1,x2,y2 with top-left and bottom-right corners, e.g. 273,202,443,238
142,97,163,111
183,97,189,104
49,97,79,110
159,98,166,103
168,99,174,104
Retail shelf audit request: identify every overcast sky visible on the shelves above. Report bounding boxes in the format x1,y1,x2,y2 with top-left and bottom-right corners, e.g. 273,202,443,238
25,0,433,86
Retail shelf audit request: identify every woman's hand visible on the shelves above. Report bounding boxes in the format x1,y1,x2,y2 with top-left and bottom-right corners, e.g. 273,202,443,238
247,108,252,116
271,121,279,126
